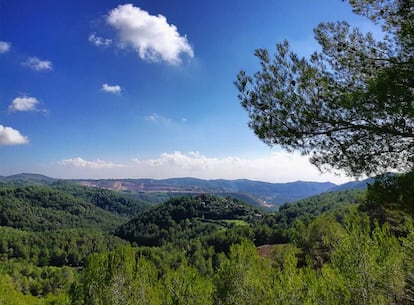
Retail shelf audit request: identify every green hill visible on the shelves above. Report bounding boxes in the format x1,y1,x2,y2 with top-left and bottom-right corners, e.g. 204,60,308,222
115,194,263,246
276,188,365,225
0,183,149,231
0,173,57,185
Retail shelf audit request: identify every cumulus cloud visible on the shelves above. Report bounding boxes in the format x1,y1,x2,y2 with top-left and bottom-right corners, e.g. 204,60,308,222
9,96,40,112
133,151,224,170
88,32,112,46
131,151,350,183
0,125,28,145
101,83,122,94
59,157,125,169
0,41,11,53
22,57,53,71
106,4,194,64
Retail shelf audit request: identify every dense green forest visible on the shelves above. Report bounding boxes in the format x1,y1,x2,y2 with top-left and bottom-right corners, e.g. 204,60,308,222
0,182,149,231
115,194,264,247
0,170,413,304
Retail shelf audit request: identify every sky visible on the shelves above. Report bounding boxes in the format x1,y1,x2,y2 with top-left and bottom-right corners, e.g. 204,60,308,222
0,0,377,184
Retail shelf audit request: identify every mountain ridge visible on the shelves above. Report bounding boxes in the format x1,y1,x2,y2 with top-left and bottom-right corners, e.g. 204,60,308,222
1,173,372,208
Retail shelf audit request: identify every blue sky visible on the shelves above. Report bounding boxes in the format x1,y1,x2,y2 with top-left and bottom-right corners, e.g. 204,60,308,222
0,0,375,183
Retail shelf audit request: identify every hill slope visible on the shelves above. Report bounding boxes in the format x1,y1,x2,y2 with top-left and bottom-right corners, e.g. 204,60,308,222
0,183,149,231
0,173,57,185
115,194,263,246
276,188,364,226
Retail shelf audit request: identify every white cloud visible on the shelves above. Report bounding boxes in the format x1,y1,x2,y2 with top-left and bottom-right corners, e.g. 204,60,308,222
89,33,112,46
0,125,28,145
132,151,350,183
55,151,350,183
101,83,122,94
145,113,172,126
22,57,53,71
144,113,187,127
59,157,125,169
0,41,11,53
106,4,194,65
9,96,40,112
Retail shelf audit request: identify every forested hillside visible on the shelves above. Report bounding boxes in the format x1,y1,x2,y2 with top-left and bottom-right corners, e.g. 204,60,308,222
0,182,146,303
0,182,149,231
115,194,263,246
1,170,413,304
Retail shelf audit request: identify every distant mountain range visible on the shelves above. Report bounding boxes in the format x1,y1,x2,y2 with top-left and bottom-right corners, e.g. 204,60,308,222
0,173,57,184
0,173,374,209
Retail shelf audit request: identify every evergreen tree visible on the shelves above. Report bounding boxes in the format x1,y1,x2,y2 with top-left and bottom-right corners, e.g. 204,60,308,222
235,0,414,177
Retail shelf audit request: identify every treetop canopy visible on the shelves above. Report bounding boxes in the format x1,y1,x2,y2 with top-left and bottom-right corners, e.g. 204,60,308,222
236,0,414,177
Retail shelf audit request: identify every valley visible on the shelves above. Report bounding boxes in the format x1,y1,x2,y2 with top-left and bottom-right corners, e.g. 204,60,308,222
1,173,369,209
0,171,412,304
